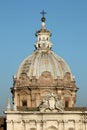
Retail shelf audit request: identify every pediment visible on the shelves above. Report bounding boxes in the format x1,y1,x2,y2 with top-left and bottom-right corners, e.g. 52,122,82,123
37,71,54,86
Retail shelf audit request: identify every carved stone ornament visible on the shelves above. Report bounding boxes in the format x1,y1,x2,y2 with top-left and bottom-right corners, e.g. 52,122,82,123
14,73,31,87
37,71,54,86
39,93,64,112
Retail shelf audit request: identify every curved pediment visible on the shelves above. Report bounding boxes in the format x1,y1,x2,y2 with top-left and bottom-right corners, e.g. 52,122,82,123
37,71,54,86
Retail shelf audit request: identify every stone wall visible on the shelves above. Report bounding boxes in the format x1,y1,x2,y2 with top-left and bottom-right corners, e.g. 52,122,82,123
5,110,87,130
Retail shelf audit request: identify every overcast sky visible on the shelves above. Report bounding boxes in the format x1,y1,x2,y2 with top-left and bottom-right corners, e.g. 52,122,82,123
0,0,87,115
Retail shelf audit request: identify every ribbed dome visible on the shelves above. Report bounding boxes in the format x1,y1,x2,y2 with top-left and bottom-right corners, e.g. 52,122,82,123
12,14,78,110
16,16,74,81
16,49,73,80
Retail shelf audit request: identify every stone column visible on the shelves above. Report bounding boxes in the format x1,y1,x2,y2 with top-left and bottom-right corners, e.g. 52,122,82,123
7,120,13,130
42,120,46,130
25,120,30,130
36,120,41,130
18,94,20,106
14,91,17,111
11,121,14,130
75,121,79,130
82,122,86,130
57,121,59,129
14,121,21,130
58,120,63,130
63,121,65,130
63,120,68,130
85,122,87,130
21,120,25,130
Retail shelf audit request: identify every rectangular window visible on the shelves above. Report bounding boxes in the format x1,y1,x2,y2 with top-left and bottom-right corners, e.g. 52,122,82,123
22,100,27,107
65,100,69,107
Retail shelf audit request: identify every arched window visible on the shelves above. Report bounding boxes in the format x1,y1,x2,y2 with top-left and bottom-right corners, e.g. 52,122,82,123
47,126,58,130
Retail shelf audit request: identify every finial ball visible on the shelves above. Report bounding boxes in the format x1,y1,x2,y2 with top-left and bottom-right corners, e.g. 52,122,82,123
41,17,46,22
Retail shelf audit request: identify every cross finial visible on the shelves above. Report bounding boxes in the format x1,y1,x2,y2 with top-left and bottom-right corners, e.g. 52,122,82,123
40,10,46,18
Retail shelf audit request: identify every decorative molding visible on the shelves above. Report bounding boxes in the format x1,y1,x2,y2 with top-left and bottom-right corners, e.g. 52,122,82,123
39,93,64,112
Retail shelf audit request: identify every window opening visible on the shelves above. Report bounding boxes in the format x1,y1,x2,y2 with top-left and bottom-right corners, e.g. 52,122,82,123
22,100,27,107
65,100,69,107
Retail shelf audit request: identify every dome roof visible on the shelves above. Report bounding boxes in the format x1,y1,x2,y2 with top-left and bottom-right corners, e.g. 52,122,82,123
12,13,77,110
16,49,73,80
16,16,74,81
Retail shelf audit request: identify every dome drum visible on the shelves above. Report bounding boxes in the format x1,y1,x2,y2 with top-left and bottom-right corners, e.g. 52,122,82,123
13,71,77,90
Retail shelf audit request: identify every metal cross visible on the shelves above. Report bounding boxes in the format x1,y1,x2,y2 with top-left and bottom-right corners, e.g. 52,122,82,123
40,10,46,17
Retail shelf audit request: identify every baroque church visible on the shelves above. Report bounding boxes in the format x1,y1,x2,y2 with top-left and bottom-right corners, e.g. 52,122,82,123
5,11,87,130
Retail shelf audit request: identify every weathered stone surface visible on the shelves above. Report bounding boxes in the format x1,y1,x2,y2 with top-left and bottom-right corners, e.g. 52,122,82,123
5,14,81,130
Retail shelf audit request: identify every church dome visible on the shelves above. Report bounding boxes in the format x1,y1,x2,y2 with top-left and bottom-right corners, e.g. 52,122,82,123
16,16,74,81
16,49,73,80
12,11,77,109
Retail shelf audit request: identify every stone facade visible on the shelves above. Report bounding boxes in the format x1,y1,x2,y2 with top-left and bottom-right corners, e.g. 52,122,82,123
5,13,87,130
5,107,87,130
11,71,77,109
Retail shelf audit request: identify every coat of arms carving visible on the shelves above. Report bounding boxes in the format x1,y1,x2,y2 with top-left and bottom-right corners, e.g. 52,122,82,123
39,93,64,112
